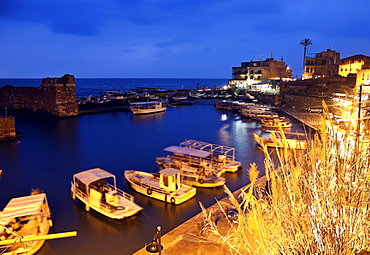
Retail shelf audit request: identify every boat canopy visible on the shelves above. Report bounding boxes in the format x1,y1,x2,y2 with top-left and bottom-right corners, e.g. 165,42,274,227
130,101,162,105
164,146,212,158
73,168,115,185
0,193,47,225
159,168,181,176
180,140,235,159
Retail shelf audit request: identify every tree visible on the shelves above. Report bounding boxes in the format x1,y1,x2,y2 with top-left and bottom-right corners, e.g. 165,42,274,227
300,38,313,75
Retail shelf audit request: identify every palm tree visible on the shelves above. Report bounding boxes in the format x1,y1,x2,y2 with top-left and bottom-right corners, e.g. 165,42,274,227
299,38,313,75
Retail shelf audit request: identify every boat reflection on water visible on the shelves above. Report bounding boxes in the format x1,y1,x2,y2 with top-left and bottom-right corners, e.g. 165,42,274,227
131,111,166,122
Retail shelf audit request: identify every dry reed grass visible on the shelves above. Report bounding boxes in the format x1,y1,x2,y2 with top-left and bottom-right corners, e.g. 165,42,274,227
202,103,370,254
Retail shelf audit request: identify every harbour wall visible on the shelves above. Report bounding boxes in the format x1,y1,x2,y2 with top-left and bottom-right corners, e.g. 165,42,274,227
249,91,333,111
0,74,78,118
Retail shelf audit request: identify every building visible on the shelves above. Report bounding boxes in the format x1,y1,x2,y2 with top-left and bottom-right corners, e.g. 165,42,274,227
229,57,292,89
339,54,370,77
0,74,78,118
303,48,340,79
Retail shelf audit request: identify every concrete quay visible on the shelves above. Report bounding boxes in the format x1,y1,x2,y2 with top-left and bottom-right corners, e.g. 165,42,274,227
133,176,268,255
133,109,321,255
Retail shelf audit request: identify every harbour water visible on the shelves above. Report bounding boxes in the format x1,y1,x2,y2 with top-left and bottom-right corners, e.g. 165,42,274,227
0,79,305,254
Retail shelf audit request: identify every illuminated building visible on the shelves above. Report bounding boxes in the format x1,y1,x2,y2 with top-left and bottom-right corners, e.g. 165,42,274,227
303,48,340,79
339,54,370,77
229,57,292,89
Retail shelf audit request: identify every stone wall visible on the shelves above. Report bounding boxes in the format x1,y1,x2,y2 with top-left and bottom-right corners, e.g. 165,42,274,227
249,92,281,106
248,91,333,110
0,116,16,139
0,74,78,117
282,94,330,109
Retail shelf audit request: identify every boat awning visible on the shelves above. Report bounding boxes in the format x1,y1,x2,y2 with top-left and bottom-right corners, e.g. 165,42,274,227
73,168,114,185
159,168,181,176
130,101,161,105
163,146,211,158
0,193,47,225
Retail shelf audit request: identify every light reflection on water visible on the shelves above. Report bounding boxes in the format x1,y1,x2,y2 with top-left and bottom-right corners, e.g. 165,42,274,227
0,102,305,254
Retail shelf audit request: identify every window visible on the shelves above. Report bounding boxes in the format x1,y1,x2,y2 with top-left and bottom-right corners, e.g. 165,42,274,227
163,175,168,187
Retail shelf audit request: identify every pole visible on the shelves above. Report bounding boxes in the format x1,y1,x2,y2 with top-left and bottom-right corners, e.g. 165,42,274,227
0,231,77,246
357,84,363,137
157,226,162,255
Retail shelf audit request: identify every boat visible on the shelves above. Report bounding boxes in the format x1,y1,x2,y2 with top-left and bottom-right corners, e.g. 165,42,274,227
214,100,234,110
240,105,272,118
253,132,308,150
260,118,292,129
71,168,143,220
179,139,242,173
172,95,188,101
178,168,225,188
124,168,197,204
0,192,52,255
129,101,166,115
156,158,226,188
156,146,225,177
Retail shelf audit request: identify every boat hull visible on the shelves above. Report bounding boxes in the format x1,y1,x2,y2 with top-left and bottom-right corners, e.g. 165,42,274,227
181,175,225,188
130,107,166,115
124,170,196,205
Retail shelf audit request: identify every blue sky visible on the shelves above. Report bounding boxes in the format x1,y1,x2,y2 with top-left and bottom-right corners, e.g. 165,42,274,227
0,0,369,78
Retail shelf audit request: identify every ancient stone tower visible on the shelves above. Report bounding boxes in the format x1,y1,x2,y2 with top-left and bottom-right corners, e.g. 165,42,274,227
0,74,78,117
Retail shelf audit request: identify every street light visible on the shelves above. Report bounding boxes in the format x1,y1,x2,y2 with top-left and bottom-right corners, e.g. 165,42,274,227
145,226,163,254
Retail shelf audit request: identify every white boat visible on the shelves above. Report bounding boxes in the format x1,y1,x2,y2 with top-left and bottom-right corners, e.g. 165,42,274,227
156,146,225,177
260,118,292,129
0,192,52,255
156,157,225,188
124,168,197,205
240,106,272,118
71,168,143,220
179,168,225,188
179,139,242,173
129,101,166,115
253,132,308,150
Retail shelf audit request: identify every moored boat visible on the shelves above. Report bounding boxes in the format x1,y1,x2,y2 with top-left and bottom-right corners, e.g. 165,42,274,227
71,168,143,220
129,101,166,115
253,132,308,150
179,139,242,173
156,146,225,176
260,118,292,129
179,168,226,188
240,105,272,118
124,168,197,204
0,192,52,255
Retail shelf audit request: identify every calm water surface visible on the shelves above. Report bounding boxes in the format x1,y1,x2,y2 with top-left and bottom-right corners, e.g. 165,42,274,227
0,101,304,254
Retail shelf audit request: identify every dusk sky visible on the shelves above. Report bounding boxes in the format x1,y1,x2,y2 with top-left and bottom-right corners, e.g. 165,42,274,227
0,0,369,79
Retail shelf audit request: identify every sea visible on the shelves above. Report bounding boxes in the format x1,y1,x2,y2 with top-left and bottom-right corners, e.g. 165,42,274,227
0,78,231,97
0,78,305,255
